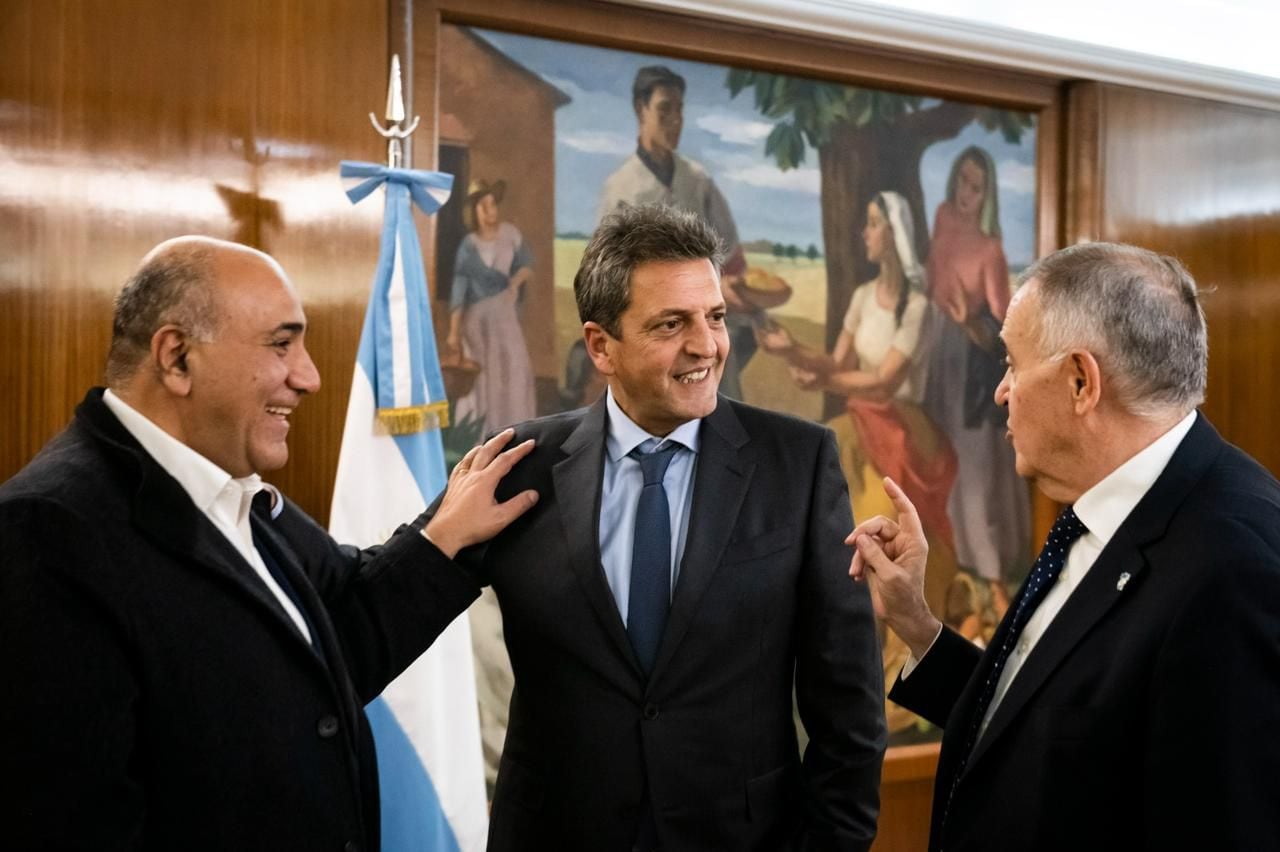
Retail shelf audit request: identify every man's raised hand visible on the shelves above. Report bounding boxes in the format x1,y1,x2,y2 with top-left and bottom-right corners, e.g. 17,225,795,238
846,476,940,658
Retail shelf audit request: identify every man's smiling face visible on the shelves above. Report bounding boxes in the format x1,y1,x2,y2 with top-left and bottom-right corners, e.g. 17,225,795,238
182,250,321,476
592,258,727,436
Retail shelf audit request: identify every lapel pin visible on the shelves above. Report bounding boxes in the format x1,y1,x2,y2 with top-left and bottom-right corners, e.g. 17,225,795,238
1116,572,1131,591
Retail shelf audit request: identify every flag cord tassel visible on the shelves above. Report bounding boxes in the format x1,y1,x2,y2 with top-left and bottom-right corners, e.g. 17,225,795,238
377,401,451,434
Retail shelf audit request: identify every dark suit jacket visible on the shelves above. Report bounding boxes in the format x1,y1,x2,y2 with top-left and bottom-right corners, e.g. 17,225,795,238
0,389,480,851
444,395,886,851
891,413,1280,851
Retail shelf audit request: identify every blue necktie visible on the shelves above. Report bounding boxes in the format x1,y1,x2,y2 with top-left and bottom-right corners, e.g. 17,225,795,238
627,441,680,676
942,506,1087,823
250,492,327,665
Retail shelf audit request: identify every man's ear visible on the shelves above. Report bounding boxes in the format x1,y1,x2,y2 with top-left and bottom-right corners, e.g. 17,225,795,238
150,324,195,397
1067,349,1102,414
582,322,617,377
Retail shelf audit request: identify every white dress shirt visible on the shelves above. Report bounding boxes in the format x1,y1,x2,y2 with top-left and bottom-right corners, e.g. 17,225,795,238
905,411,1197,741
102,389,312,644
597,388,701,625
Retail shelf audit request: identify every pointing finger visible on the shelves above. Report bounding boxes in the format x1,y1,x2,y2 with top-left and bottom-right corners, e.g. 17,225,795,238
881,477,924,539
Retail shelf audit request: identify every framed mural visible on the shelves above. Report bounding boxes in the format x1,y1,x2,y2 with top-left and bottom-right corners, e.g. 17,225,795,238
418,0,1060,790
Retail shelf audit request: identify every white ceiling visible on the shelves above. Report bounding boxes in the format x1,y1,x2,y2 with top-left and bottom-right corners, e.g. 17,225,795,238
864,0,1279,80
619,0,1280,110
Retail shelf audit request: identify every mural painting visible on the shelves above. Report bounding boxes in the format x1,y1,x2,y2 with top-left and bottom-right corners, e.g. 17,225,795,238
435,24,1040,782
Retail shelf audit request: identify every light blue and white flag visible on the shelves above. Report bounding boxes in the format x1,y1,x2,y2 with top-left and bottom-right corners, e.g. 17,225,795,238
331,161,487,852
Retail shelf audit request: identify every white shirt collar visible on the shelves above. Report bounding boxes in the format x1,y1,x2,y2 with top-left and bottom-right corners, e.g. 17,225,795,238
604,387,702,462
1072,411,1197,546
102,389,263,516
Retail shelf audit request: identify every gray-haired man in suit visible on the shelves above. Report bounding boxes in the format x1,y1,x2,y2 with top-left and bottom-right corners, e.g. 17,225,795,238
852,242,1280,851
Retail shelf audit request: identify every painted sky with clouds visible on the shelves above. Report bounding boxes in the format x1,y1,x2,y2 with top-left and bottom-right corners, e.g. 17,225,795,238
475,27,1037,267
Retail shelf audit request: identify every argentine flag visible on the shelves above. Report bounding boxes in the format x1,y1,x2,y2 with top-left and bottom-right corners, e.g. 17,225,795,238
331,161,487,851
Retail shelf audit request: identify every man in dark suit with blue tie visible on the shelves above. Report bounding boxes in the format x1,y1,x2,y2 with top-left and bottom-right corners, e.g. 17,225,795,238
850,242,1280,851
0,236,537,850
424,203,886,851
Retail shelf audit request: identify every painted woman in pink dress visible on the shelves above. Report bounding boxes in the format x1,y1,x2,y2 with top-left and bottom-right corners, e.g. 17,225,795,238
924,146,1030,597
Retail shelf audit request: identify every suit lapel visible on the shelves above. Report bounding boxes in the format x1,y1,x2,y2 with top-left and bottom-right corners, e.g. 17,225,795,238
250,511,343,666
132,472,326,660
966,534,1146,768
80,391,334,663
649,398,751,684
251,509,365,745
552,399,640,670
964,412,1225,772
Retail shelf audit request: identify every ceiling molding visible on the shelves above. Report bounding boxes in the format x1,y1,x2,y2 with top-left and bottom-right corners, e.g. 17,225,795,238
612,0,1280,112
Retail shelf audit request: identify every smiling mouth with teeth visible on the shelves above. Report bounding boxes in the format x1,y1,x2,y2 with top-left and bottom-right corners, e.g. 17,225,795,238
266,406,293,418
676,368,710,384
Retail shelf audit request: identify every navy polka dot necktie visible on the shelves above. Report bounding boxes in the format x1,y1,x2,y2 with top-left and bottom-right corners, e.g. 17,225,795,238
942,506,1088,824
627,440,680,676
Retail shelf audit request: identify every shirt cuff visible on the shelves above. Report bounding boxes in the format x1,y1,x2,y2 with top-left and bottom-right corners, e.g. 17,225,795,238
899,623,944,680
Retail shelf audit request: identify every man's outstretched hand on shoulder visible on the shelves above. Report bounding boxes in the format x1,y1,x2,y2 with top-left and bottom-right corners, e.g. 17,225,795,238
424,428,539,559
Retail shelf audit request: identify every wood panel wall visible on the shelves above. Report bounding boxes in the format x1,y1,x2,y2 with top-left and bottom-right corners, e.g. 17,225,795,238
0,0,394,522
1065,82,1280,475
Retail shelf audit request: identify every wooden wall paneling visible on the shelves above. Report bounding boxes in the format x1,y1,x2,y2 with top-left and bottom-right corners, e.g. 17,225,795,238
0,0,392,524
1063,81,1103,243
234,0,392,523
1067,83,1280,476
874,743,940,852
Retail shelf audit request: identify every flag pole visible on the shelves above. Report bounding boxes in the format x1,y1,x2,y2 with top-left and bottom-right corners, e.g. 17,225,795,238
332,51,486,852
369,54,420,169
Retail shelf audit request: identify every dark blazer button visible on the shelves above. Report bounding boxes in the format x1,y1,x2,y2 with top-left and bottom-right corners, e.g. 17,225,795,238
642,703,659,721
317,714,340,738
344,842,362,852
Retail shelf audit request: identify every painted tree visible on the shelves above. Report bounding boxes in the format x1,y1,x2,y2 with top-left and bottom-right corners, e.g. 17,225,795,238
726,70,1033,352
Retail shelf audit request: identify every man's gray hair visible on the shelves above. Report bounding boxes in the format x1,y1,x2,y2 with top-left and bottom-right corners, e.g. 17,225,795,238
574,204,724,338
1021,242,1207,418
105,243,219,386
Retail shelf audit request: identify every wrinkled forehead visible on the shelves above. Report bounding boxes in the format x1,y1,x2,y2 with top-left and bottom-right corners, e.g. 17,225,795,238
627,258,721,308
1002,279,1043,343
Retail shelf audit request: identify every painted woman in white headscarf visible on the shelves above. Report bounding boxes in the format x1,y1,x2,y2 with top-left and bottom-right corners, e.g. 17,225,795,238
759,190,959,739
760,191,957,546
